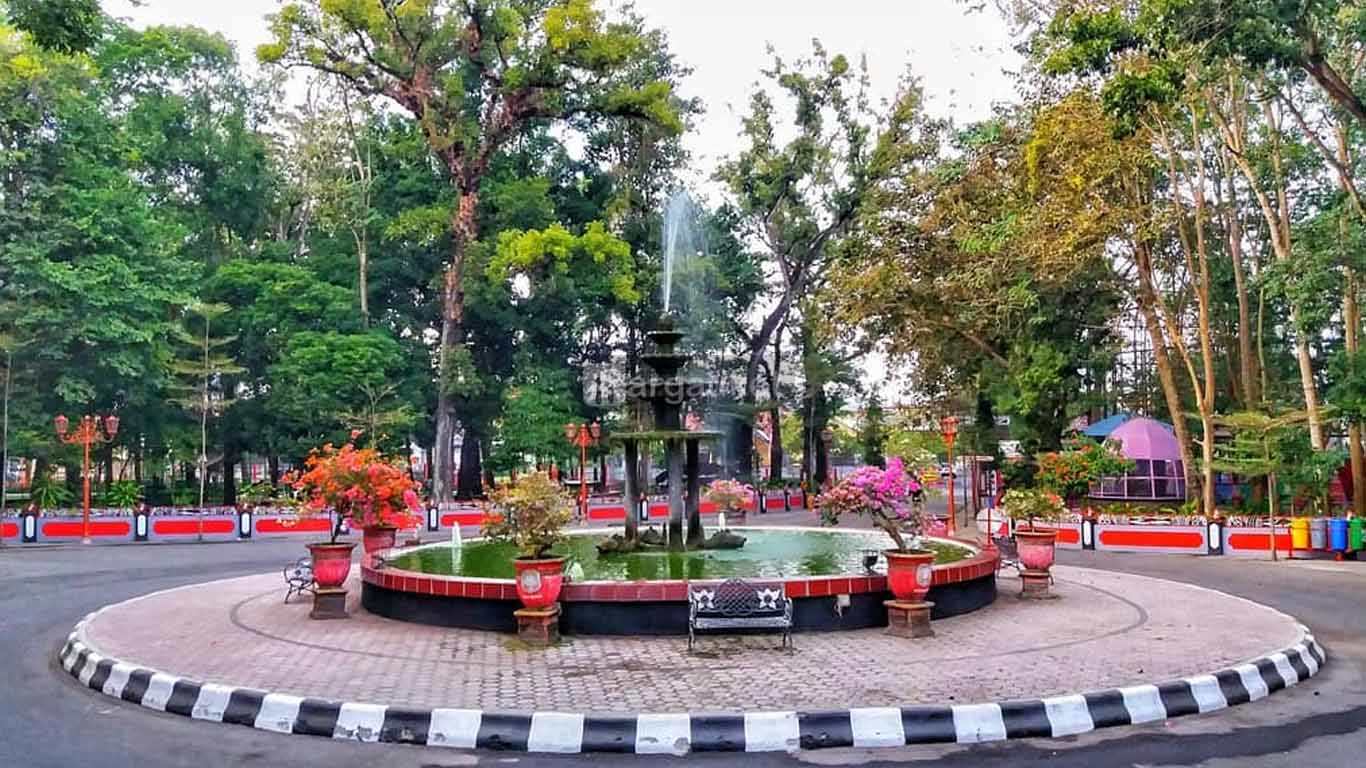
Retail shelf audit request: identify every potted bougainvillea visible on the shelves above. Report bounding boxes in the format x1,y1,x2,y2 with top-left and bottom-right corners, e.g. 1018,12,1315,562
1002,488,1066,598
482,473,575,609
817,458,932,602
290,440,424,584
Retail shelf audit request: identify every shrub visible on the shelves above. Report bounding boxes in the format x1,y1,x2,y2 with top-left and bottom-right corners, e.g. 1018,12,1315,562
481,473,574,559
287,441,422,542
704,479,754,512
816,457,928,552
1002,488,1066,528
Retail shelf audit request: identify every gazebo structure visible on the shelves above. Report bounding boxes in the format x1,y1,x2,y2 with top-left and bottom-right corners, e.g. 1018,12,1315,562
1092,417,1187,501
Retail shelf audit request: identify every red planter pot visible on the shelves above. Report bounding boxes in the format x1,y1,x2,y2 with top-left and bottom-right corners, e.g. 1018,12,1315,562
362,525,397,554
513,557,566,609
1015,528,1058,571
308,542,356,588
884,549,935,602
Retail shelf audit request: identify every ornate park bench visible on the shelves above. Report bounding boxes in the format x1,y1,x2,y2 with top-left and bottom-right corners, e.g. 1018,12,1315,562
283,557,315,603
687,578,793,650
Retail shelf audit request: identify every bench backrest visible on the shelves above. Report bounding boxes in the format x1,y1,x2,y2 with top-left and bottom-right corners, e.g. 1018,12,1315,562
689,578,786,616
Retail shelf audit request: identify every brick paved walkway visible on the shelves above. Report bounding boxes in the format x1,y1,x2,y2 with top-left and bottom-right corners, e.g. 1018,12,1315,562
80,565,1302,713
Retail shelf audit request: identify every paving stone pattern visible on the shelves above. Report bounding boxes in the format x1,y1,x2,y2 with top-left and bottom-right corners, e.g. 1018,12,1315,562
82,566,1303,713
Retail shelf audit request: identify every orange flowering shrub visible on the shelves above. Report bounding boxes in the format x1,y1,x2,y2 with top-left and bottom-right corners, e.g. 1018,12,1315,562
287,441,422,540
1035,438,1132,504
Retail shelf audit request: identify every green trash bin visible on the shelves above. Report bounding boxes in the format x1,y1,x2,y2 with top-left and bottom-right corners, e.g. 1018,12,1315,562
1351,517,1364,551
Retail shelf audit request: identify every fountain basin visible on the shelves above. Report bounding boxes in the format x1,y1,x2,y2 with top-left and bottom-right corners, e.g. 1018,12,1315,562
361,527,998,635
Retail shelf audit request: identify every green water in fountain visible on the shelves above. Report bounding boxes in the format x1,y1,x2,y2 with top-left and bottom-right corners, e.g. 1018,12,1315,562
387,529,972,581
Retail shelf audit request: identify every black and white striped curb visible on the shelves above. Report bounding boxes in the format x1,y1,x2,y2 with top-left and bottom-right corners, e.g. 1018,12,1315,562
58,617,1325,754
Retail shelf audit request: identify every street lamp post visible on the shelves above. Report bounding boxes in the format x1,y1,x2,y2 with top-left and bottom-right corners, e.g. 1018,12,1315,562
564,421,601,519
55,413,119,544
939,416,958,537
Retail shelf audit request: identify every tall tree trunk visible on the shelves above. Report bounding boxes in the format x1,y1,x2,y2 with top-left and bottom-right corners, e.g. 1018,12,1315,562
355,229,369,327
456,430,483,499
222,451,238,506
1215,94,1325,446
622,440,640,543
1219,150,1260,405
742,293,795,482
766,332,784,483
1345,269,1365,517
1134,241,1198,501
433,191,477,502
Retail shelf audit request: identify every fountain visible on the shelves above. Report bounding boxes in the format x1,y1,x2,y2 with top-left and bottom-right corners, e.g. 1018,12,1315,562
357,191,996,636
597,314,742,553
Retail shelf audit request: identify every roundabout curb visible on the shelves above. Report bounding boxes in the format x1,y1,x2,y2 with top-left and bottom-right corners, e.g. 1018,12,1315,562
57,610,1326,754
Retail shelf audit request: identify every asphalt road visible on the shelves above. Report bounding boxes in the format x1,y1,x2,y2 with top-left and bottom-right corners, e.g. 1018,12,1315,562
1,539,1364,768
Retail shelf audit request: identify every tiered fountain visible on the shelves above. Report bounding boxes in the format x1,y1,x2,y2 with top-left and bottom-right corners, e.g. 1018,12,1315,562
598,314,742,553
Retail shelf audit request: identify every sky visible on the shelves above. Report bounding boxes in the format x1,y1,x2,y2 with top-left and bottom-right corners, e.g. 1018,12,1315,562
101,0,1023,401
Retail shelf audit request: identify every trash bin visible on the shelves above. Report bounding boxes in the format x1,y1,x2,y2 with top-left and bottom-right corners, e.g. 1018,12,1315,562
1329,518,1349,551
1309,517,1329,549
1351,517,1364,551
1291,517,1311,550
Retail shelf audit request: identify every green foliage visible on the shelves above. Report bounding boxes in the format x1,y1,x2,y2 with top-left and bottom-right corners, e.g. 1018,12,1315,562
481,472,575,559
28,469,71,510
487,361,579,474
1001,487,1066,526
100,479,142,509
859,394,888,468
490,221,639,304
1035,438,1134,502
7,0,101,54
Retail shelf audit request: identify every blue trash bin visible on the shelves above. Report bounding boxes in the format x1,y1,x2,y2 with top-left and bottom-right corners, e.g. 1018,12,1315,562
1329,518,1350,551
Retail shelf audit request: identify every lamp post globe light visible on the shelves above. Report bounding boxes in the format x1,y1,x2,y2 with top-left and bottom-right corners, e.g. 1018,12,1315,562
939,415,958,536
55,413,119,544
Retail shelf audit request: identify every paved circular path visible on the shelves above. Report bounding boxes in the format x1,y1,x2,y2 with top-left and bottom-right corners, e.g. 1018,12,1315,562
79,565,1303,713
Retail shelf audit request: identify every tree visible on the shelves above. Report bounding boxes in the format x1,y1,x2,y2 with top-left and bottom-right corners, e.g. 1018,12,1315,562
7,0,101,54
716,43,888,481
169,302,244,510
259,0,683,501
858,393,888,468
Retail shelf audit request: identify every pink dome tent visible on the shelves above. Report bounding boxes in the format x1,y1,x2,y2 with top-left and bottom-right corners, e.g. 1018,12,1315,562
1092,417,1187,500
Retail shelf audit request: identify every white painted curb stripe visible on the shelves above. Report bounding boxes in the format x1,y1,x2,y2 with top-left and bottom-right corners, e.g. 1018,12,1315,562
952,703,1006,743
850,707,905,747
333,702,387,742
254,693,304,734
1270,653,1299,687
743,711,799,753
527,711,584,753
1185,675,1227,713
140,672,179,712
1235,663,1270,701
191,683,234,722
1043,694,1094,736
102,662,135,698
1119,684,1166,724
635,713,690,755
427,708,482,749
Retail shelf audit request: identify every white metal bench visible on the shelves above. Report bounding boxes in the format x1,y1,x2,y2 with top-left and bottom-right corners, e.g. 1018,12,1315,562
283,557,314,603
687,578,793,650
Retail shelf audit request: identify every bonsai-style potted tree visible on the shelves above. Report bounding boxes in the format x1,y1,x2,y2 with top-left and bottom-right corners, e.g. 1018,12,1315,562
1001,488,1066,597
705,478,754,523
290,441,423,586
816,457,932,602
482,473,574,609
